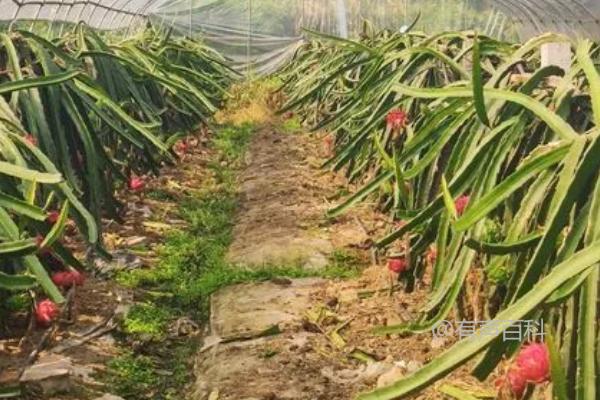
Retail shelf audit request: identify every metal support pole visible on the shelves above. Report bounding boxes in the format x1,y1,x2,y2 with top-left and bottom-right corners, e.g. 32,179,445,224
59,2,76,36
246,0,252,76
9,0,22,31
299,0,305,34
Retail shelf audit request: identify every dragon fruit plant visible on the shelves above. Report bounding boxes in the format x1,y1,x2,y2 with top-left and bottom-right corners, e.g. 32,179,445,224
0,28,232,307
280,28,600,400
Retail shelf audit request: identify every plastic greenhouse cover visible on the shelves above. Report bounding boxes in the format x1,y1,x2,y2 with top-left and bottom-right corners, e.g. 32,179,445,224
2,0,600,71
150,0,600,73
148,0,513,73
0,0,159,30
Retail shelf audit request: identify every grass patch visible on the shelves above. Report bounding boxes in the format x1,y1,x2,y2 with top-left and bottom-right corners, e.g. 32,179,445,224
108,122,255,399
0,292,31,327
213,123,254,161
281,115,303,134
122,303,169,340
4,293,31,312
322,249,364,279
106,353,159,397
106,345,197,400
214,78,281,126
260,347,279,359
146,188,177,202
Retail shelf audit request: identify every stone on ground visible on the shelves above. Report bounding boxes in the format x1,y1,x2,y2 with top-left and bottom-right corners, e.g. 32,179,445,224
94,395,125,400
208,278,324,342
194,128,385,399
20,354,72,396
193,279,328,400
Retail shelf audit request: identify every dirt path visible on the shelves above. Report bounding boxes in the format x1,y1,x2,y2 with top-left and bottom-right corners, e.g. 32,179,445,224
227,125,337,269
193,124,368,400
192,120,497,400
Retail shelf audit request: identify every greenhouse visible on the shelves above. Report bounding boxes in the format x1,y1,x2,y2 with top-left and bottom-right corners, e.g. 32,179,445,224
1,0,600,399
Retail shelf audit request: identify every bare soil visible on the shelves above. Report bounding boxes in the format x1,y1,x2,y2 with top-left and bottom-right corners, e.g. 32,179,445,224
228,125,339,269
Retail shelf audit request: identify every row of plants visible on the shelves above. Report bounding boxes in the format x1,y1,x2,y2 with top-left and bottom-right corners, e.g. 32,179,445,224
278,26,600,399
0,24,233,321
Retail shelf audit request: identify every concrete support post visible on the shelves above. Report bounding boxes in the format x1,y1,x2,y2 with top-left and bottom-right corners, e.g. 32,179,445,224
541,42,571,73
336,0,348,38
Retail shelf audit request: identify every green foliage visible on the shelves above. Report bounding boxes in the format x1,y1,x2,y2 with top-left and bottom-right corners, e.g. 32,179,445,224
260,347,279,359
323,249,364,279
484,260,511,285
4,293,31,312
212,123,255,161
0,291,31,325
106,344,197,400
106,353,160,397
221,78,281,112
281,116,303,134
122,303,170,340
146,189,178,202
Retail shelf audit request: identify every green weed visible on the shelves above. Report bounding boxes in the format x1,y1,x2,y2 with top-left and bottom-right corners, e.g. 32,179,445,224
281,116,302,134
212,123,254,161
146,189,178,202
122,303,169,340
4,293,31,312
106,343,197,400
106,353,159,397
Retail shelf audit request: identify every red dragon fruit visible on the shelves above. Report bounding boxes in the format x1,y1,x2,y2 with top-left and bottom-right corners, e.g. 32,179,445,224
504,368,528,398
174,139,189,155
128,176,145,192
387,257,408,274
455,195,470,216
24,134,38,146
386,109,408,131
46,210,60,224
496,342,551,398
51,271,71,288
51,269,85,289
70,269,85,286
35,299,59,327
514,342,550,384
